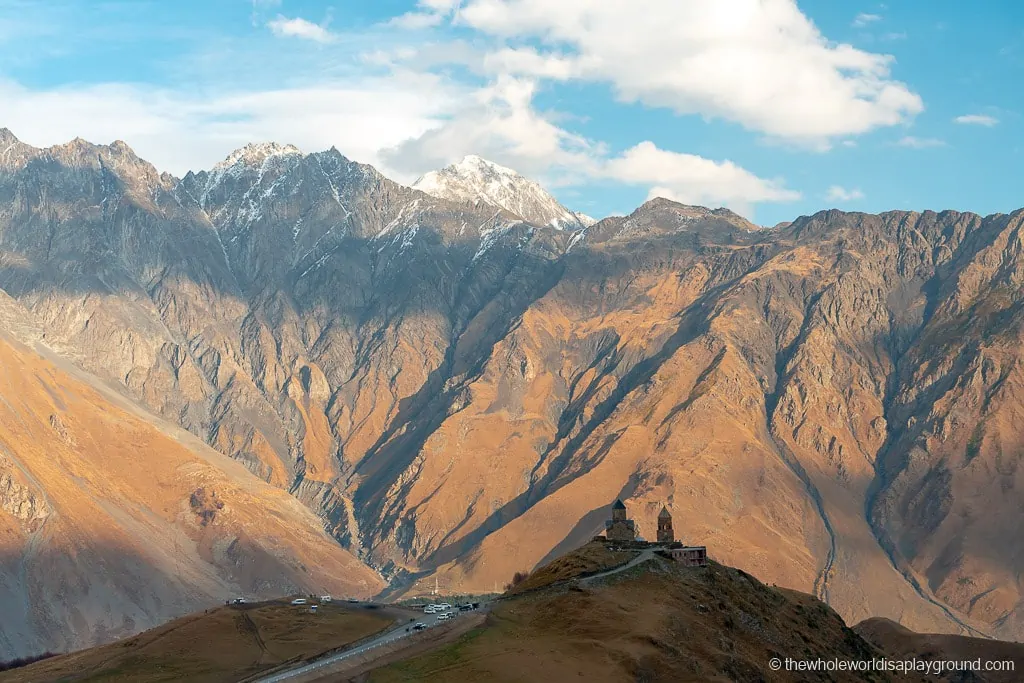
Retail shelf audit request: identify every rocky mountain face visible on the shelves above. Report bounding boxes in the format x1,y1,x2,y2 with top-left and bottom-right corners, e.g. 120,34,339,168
1,128,1023,656
412,154,594,230
0,292,382,660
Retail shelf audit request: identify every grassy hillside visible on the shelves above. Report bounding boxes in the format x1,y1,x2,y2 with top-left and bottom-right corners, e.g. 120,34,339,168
0,600,391,683
368,547,911,683
505,541,638,595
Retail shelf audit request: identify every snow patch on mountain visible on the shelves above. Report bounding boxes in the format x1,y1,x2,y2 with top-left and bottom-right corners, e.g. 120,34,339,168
412,155,592,231
213,143,302,172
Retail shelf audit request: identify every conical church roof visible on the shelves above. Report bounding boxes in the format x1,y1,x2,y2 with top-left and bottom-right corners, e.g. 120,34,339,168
658,505,671,519
612,499,626,510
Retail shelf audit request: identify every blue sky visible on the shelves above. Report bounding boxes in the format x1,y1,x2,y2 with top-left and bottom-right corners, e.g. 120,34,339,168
0,0,1021,226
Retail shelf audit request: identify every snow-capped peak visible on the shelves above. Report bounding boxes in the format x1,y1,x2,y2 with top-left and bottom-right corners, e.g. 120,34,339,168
451,154,518,177
213,142,302,171
411,155,593,231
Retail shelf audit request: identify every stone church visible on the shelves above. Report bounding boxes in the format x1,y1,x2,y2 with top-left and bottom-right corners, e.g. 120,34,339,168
604,499,637,541
597,499,707,567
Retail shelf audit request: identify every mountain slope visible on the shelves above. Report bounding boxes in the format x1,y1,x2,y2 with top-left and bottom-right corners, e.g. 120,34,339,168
0,296,383,659
856,618,1024,683
412,155,593,230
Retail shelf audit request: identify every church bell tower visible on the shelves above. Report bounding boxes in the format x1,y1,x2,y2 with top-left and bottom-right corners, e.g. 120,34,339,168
657,505,674,543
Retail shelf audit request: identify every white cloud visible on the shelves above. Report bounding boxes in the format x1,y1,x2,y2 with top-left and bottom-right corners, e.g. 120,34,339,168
603,142,800,216
380,76,600,183
381,78,799,217
449,0,921,147
954,114,999,127
267,15,335,43
825,185,864,202
0,0,813,219
896,136,946,149
389,0,461,30
0,74,460,177
389,12,444,30
852,13,882,28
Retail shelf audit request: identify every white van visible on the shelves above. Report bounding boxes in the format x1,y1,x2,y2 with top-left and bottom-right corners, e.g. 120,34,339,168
291,598,307,605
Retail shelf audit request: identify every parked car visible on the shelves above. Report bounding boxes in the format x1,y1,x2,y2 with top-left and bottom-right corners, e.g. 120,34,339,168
424,605,436,614
320,595,332,603
437,612,450,621
413,622,427,630
291,598,307,605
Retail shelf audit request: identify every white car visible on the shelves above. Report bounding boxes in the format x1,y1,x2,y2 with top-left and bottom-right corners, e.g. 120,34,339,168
291,598,307,605
437,603,451,610
436,612,450,621
320,595,332,603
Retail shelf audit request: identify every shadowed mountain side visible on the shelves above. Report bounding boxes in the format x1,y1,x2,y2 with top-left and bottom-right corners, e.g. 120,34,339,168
0,330,383,660
856,617,1024,683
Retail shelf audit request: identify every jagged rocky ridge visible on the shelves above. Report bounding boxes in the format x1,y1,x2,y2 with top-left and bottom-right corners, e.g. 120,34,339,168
0,129,1023,648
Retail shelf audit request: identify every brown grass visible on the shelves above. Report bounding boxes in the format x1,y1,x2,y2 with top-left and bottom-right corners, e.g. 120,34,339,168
0,601,392,683
505,541,638,595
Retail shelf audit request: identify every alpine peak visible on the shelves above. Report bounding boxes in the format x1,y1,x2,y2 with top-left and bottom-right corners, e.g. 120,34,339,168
411,155,595,230
213,142,303,171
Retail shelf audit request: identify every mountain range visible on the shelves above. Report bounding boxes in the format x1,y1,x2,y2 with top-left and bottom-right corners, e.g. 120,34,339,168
1,127,1023,658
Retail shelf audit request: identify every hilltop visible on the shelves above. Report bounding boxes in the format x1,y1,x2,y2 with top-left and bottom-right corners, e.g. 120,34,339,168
366,542,904,682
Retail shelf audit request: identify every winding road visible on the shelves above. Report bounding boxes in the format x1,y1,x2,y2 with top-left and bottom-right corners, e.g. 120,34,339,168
253,602,483,683
578,549,658,586
254,552,654,682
